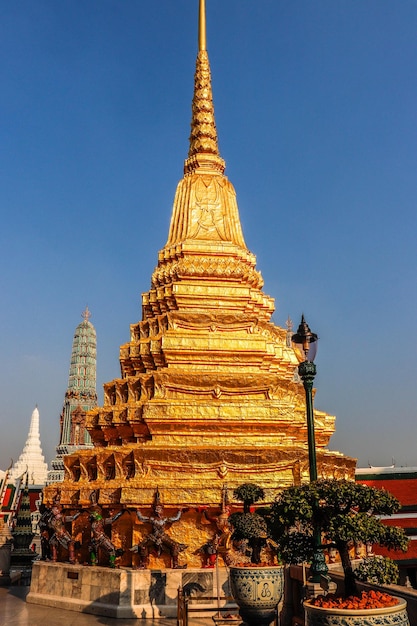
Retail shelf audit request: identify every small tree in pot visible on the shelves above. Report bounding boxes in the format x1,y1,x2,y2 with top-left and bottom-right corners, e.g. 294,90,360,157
229,483,268,564
270,479,408,600
228,483,284,626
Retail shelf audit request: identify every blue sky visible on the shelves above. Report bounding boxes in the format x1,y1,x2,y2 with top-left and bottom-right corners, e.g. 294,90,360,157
1,1,416,470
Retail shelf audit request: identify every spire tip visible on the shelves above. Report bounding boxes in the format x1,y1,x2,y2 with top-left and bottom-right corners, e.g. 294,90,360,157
82,306,91,322
198,0,207,52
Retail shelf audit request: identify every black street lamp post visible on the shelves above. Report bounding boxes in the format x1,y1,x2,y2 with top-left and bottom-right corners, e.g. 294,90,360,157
292,315,328,583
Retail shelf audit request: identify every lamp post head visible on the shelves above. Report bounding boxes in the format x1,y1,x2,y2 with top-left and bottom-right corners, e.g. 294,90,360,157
292,315,318,362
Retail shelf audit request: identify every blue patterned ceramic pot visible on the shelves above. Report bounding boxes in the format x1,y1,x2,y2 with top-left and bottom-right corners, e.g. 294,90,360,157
229,565,284,626
303,596,409,626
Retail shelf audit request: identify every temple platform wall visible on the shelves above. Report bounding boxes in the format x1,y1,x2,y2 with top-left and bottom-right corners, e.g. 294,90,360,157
27,561,232,619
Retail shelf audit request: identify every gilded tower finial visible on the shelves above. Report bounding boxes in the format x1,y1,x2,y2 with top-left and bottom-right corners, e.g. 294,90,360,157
198,0,206,52
186,0,225,173
82,305,91,322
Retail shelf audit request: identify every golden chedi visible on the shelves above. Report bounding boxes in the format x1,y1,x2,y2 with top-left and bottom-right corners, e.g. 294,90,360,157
45,0,355,568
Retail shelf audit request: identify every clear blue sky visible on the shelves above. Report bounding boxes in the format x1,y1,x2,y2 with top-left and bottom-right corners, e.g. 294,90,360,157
1,1,416,471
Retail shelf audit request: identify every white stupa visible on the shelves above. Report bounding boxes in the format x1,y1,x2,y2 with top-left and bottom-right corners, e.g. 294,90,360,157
9,406,48,485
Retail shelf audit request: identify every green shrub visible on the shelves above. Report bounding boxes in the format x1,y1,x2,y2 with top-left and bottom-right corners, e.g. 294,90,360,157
355,556,399,585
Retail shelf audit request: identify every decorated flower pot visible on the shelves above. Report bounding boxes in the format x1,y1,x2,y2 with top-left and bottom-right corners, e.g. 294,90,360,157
229,565,284,626
303,595,409,626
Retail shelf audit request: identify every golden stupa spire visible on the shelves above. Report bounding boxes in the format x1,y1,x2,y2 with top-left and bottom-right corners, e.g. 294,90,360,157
186,0,224,171
198,0,207,51
163,0,254,263
45,1,355,572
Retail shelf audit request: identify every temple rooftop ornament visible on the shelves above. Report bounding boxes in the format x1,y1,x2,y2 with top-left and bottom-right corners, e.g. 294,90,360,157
44,0,355,569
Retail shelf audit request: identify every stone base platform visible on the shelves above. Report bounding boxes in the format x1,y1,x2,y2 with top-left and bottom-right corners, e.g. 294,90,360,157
27,561,232,619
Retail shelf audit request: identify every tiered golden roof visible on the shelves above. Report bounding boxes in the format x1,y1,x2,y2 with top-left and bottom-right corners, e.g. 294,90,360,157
47,0,355,567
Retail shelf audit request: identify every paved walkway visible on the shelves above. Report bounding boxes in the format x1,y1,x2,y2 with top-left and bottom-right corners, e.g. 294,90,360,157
0,586,217,626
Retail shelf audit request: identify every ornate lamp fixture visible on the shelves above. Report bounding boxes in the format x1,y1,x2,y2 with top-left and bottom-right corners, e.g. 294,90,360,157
292,315,328,583
292,315,318,480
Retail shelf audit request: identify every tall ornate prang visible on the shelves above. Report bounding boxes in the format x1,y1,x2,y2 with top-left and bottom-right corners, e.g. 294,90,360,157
48,308,97,483
44,0,355,569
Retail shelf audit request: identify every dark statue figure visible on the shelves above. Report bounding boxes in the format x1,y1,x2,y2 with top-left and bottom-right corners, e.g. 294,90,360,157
130,487,187,569
48,492,80,564
197,537,217,568
88,491,127,567
38,501,52,561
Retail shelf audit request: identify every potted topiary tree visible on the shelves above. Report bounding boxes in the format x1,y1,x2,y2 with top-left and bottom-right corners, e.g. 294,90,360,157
270,479,410,626
228,483,284,626
229,482,268,564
